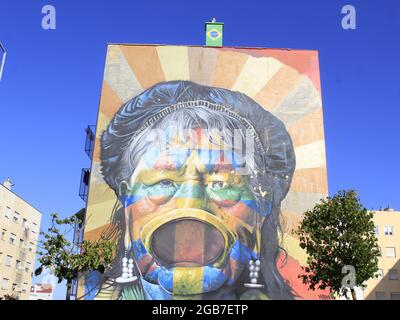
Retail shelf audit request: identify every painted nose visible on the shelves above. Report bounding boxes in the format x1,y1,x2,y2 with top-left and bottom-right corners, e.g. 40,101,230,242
174,180,207,210
173,150,208,210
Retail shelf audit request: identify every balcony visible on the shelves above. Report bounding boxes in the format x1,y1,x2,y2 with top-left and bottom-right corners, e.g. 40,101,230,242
79,168,90,203
84,125,96,160
18,247,27,261
15,270,23,284
22,227,30,240
73,208,85,245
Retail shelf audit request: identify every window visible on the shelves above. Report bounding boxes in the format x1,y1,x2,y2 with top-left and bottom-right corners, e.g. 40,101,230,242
0,252,2,265
32,222,38,234
391,293,400,300
22,218,27,227
22,282,28,293
5,255,12,267
15,260,21,270
1,278,9,290
375,269,384,279
4,207,11,219
28,242,34,252
9,233,16,245
375,292,385,300
374,225,379,235
1,229,6,241
13,211,20,224
386,247,396,258
384,225,394,235
11,283,17,291
19,239,24,248
389,269,399,280
25,262,31,272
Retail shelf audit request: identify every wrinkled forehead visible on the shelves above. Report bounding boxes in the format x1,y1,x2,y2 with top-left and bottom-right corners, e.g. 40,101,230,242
131,127,255,177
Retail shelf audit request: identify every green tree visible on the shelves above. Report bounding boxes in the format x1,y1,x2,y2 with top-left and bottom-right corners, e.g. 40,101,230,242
294,190,380,300
0,293,19,300
35,212,115,300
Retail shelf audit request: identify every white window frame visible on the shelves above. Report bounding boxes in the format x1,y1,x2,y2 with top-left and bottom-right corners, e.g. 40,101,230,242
1,278,9,290
5,255,12,267
4,207,11,219
9,233,16,245
13,211,20,224
384,225,394,236
386,247,396,258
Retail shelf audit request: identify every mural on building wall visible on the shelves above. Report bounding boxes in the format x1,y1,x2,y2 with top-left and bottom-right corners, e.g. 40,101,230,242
80,45,329,300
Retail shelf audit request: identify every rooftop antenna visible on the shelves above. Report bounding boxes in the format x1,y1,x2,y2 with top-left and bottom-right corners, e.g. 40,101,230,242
0,42,6,81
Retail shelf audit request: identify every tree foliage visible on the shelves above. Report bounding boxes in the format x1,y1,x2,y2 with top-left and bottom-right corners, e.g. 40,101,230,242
294,190,380,299
0,294,19,300
35,212,115,284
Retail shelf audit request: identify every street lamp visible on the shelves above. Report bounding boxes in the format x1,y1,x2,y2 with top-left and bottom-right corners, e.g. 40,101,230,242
0,42,6,81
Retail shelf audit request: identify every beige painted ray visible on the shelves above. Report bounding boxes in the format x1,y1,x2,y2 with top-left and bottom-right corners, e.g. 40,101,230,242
103,45,144,103
294,140,327,169
157,46,190,81
281,233,307,265
281,191,326,216
273,75,322,125
232,56,283,98
87,181,116,206
85,194,116,233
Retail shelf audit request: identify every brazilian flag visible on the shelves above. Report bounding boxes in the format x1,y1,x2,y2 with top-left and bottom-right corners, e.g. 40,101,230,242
205,22,224,47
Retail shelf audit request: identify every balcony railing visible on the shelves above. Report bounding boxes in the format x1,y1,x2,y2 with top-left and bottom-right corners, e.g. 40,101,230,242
79,168,90,203
84,125,96,160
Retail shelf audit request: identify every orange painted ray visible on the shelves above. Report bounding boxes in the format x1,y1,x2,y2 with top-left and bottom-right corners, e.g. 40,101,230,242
289,167,328,194
253,65,302,112
220,47,321,93
98,81,123,120
120,45,165,88
287,108,325,147
188,47,218,86
211,50,248,89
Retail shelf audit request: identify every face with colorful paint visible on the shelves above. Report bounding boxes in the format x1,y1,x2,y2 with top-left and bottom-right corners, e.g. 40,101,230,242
119,128,270,296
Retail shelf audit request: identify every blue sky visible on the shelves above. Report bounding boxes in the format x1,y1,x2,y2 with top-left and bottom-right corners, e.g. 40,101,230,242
0,0,399,299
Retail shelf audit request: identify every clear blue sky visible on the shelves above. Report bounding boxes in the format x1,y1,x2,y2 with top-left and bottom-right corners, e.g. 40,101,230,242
0,0,399,299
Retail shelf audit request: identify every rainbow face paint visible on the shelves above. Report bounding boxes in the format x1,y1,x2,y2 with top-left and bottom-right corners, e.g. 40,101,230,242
119,130,271,296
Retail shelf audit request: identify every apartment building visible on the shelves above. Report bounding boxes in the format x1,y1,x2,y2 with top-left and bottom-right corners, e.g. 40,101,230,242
364,208,400,300
0,179,41,300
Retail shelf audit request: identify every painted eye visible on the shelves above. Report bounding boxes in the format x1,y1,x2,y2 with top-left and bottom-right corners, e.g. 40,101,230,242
209,181,228,189
158,179,174,187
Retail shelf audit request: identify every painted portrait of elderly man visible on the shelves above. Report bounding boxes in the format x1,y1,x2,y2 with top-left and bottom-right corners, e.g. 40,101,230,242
80,45,329,300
